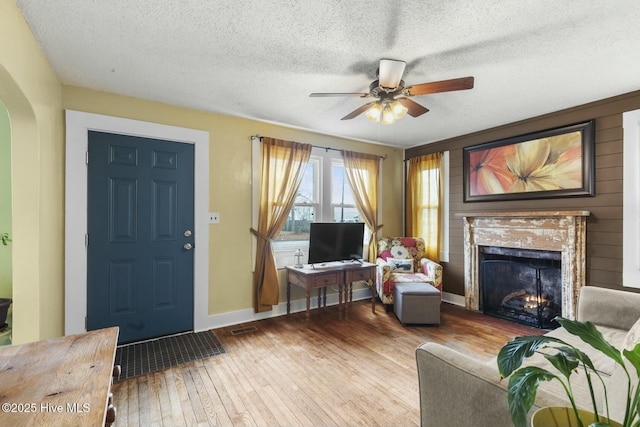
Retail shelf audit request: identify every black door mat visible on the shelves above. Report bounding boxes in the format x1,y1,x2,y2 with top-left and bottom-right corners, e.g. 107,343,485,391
114,330,226,381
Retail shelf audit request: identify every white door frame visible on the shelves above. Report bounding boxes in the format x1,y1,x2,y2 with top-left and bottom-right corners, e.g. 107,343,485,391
64,110,210,336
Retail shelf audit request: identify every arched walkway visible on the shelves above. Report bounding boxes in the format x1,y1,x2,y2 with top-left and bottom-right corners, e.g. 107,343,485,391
0,65,42,344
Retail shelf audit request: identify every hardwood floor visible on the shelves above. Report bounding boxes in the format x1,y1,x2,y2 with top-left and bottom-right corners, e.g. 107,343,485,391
112,301,542,426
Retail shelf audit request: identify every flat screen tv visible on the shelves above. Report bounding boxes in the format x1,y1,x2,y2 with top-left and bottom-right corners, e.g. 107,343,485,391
307,222,365,265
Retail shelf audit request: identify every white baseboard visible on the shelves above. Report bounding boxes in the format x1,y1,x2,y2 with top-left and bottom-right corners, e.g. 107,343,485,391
197,287,375,331
442,291,465,307
196,289,468,332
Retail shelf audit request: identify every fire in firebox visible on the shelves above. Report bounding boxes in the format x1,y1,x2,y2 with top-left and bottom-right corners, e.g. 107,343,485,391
480,246,562,329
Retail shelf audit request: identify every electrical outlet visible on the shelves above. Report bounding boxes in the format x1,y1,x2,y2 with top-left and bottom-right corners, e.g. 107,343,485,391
209,212,220,224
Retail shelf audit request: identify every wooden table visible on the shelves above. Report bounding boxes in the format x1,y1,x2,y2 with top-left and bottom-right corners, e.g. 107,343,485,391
0,327,119,426
285,262,377,319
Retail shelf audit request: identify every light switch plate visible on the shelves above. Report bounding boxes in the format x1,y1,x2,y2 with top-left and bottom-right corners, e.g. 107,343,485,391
209,212,220,224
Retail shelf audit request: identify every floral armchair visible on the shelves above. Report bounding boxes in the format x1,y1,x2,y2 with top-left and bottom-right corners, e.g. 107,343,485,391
376,237,443,307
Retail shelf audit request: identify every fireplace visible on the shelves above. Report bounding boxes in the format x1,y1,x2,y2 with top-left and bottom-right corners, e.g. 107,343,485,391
456,211,589,321
480,246,562,328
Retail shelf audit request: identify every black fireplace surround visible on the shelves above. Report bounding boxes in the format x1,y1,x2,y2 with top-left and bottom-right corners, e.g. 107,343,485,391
479,246,562,329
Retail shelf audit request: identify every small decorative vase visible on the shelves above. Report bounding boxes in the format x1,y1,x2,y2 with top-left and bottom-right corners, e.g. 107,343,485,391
294,248,304,268
531,406,622,427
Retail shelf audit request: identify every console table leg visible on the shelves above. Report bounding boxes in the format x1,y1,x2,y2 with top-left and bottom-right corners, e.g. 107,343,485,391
305,290,311,319
369,279,376,314
344,283,349,310
287,282,291,315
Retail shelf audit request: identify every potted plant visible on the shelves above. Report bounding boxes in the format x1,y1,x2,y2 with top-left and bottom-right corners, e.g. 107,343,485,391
497,317,640,427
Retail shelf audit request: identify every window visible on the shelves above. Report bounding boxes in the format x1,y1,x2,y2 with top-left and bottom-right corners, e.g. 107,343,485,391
406,151,450,262
441,151,450,262
278,157,319,242
623,109,640,288
417,166,440,240
252,143,361,267
274,154,359,244
331,160,359,223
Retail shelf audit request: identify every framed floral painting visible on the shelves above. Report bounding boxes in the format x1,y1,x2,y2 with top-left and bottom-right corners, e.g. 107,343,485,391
463,120,595,202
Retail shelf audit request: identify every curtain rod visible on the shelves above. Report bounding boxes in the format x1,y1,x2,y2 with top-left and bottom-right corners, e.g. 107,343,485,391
251,134,387,160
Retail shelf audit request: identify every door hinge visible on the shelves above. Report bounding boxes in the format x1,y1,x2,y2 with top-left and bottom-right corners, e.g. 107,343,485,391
85,316,87,330
85,151,89,164
85,234,88,247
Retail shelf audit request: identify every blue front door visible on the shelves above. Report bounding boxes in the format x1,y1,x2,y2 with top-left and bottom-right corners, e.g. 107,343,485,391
87,131,195,343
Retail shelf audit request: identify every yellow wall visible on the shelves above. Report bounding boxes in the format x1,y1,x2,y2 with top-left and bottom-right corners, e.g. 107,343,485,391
0,0,65,343
0,101,11,299
62,86,404,316
0,0,403,341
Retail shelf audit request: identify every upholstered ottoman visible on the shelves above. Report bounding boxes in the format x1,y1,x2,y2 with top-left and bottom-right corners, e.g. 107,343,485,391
394,282,441,325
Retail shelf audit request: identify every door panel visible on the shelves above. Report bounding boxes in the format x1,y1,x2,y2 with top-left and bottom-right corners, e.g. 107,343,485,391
152,180,177,240
109,259,136,316
110,178,137,242
87,131,194,344
152,256,177,310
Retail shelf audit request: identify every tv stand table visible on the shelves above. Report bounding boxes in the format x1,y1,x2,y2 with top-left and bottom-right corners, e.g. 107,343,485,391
285,262,377,319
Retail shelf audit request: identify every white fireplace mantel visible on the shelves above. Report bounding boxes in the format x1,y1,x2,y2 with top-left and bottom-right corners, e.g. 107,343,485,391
455,210,590,320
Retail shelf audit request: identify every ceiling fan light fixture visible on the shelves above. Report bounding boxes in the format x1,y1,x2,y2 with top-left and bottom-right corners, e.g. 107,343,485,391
311,58,473,122
381,103,396,125
390,100,408,119
365,100,407,124
365,103,382,122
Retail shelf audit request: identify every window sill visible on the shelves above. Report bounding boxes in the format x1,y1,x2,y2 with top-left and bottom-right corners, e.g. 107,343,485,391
273,241,308,269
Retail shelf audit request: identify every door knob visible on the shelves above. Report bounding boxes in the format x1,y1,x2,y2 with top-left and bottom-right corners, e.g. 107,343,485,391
184,243,193,250
184,230,192,237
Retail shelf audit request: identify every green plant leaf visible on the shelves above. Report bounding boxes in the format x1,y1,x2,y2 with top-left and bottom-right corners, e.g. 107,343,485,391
623,342,640,378
498,335,564,378
544,348,579,379
554,344,599,374
555,317,625,367
507,366,558,427
634,392,640,427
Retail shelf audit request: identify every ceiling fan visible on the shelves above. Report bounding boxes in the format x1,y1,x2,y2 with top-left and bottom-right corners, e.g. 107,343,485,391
310,59,474,124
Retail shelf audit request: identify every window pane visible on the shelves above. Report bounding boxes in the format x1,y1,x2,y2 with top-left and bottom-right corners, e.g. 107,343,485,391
276,158,319,243
421,208,437,234
279,206,315,241
333,206,360,223
331,163,354,205
295,162,316,204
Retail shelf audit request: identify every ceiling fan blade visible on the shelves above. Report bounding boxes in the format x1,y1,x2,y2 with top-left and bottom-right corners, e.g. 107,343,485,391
405,76,474,96
378,59,406,90
396,98,429,117
310,92,371,97
341,101,378,120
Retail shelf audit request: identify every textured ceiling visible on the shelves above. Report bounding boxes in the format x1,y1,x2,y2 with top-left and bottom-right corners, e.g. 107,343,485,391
15,0,640,148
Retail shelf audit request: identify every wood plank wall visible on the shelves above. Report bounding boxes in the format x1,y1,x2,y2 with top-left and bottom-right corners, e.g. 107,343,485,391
406,89,640,296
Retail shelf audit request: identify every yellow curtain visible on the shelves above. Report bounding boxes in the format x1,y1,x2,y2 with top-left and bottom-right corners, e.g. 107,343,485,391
341,150,382,263
406,153,442,262
251,137,312,313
